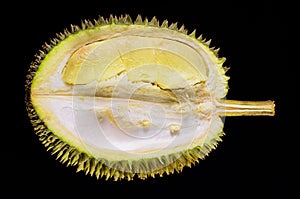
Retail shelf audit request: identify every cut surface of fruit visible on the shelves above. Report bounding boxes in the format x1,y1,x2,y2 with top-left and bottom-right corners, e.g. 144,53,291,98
26,15,275,180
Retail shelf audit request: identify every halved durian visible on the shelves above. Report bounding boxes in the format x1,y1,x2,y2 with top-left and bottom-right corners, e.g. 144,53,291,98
25,15,275,181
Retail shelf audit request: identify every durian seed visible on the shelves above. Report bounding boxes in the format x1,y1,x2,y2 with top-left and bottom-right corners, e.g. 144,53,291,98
139,120,151,127
169,124,181,134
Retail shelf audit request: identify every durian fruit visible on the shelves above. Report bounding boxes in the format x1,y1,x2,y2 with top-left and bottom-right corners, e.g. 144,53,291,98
25,14,275,181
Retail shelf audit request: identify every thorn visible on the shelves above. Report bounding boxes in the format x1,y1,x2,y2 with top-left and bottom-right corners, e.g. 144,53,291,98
56,32,64,40
38,50,45,57
135,14,143,24
109,14,114,24
54,38,60,43
50,39,57,46
81,20,86,30
204,39,212,46
169,22,178,30
219,57,226,64
161,20,168,28
204,143,212,151
117,14,124,24
43,42,52,51
63,28,70,36
149,16,159,26
70,24,80,33
197,34,203,41
93,19,100,26
61,150,71,164
114,15,119,24
77,162,84,172
98,16,107,25
95,167,101,179
71,154,80,166
109,14,118,24
60,32,66,39
124,14,132,24
144,17,148,25
105,170,111,180
214,47,220,55
179,24,187,34
224,66,230,72
189,29,196,38
87,20,94,28
56,149,65,159
83,19,90,28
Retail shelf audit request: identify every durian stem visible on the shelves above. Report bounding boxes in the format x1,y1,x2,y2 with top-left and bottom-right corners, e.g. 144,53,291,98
216,99,275,116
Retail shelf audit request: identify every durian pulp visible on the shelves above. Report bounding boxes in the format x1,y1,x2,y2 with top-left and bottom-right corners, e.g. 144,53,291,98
31,25,227,161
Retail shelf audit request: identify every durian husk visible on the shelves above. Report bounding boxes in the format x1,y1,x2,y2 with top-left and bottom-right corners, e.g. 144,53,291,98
25,14,226,181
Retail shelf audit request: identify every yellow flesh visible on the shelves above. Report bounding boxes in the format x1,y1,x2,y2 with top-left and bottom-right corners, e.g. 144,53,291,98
62,36,206,87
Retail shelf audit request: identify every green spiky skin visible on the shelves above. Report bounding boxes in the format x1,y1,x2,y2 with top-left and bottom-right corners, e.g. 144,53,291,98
25,14,225,181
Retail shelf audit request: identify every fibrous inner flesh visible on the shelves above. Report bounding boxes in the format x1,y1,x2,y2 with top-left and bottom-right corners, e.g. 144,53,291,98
31,34,224,161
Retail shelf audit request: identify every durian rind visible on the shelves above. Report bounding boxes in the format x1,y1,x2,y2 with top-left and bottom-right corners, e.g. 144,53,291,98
26,14,227,180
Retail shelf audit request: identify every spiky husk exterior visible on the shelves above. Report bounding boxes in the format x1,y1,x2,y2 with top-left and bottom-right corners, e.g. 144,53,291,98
25,14,225,181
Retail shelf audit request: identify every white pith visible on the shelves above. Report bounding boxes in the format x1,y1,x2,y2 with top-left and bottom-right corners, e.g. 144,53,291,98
31,25,227,161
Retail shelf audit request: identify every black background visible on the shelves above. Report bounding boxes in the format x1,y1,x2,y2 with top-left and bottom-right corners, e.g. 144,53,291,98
3,0,296,197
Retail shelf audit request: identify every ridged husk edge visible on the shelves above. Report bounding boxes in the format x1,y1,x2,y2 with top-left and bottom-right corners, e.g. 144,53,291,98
25,14,225,181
